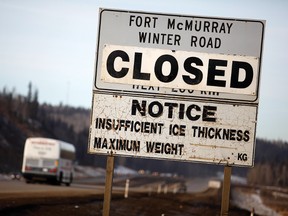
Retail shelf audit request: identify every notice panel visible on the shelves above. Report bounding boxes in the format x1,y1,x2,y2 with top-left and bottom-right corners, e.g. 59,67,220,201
88,94,257,166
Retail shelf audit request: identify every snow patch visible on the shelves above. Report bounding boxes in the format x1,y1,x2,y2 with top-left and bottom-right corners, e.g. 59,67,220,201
74,165,106,178
114,166,138,176
232,188,279,216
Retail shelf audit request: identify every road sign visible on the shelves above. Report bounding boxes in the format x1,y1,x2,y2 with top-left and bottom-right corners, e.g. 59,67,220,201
94,8,265,103
88,8,265,167
101,44,259,96
89,94,257,166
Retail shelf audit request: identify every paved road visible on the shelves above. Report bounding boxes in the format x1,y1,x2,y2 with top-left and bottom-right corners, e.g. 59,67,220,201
0,180,103,197
0,174,187,200
0,177,253,216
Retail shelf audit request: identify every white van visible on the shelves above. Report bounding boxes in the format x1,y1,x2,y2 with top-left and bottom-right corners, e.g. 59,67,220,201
22,137,75,186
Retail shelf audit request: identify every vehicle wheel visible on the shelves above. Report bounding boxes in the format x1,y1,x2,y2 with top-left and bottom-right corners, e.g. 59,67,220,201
26,179,32,184
65,174,73,187
58,172,63,186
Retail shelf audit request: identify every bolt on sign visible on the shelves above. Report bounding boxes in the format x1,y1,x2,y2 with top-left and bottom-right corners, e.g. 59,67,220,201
88,8,265,167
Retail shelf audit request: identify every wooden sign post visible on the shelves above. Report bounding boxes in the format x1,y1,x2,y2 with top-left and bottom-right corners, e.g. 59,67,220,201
102,155,115,216
221,166,232,216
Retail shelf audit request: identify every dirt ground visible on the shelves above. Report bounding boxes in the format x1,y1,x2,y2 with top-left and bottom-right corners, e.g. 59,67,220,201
0,189,250,216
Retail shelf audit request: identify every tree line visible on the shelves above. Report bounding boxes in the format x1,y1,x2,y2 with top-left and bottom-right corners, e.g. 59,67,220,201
0,83,287,187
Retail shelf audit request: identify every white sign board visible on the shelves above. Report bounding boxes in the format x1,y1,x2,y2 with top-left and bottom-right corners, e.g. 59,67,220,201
94,8,265,103
88,8,265,167
89,94,256,166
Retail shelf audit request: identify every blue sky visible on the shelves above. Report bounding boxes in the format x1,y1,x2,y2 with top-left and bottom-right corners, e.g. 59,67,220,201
0,0,288,141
